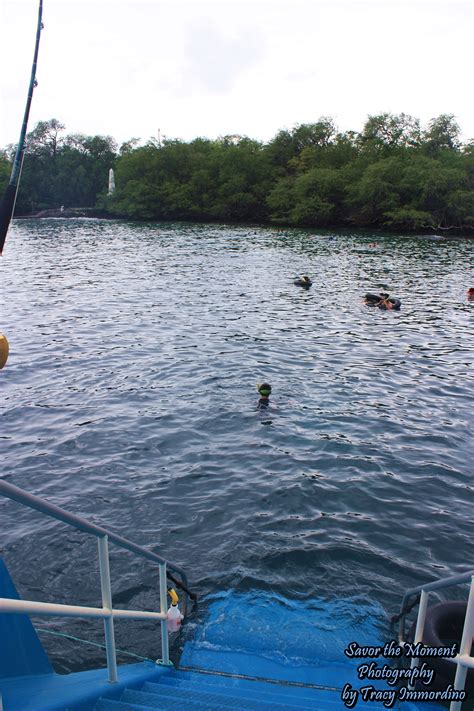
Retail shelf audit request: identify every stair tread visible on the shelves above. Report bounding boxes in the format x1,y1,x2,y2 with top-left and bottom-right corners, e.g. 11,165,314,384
96,683,448,711
140,682,400,711
97,693,232,711
147,677,320,708
162,667,335,700
124,686,307,710
96,700,160,711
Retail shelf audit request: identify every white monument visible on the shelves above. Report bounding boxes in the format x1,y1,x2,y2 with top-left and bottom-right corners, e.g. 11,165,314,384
108,168,115,196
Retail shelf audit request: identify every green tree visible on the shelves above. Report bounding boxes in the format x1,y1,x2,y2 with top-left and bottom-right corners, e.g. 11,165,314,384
210,137,270,221
346,157,404,224
268,167,346,226
26,118,66,157
14,122,117,213
266,177,295,223
359,113,421,155
0,154,11,196
264,118,337,174
422,114,461,154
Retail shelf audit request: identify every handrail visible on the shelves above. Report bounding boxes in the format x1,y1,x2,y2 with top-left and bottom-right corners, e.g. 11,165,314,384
0,480,196,601
1,597,167,621
0,479,196,683
401,569,474,609
397,569,474,642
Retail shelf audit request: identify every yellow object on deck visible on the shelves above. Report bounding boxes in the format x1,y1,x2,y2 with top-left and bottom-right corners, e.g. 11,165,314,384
168,588,179,605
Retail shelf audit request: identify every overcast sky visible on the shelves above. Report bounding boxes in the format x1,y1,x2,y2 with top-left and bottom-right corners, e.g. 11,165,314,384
1,0,472,150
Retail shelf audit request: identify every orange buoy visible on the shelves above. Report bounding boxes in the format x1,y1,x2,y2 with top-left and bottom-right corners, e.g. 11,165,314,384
0,333,9,369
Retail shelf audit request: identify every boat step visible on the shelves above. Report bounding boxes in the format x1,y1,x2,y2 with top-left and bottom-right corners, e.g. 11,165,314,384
123,685,304,710
148,676,321,708
143,679,319,709
95,695,227,711
95,700,162,711
166,667,333,696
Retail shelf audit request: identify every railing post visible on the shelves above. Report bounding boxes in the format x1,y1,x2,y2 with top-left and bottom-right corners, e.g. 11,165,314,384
450,575,474,711
408,589,429,689
98,534,118,683
159,562,169,665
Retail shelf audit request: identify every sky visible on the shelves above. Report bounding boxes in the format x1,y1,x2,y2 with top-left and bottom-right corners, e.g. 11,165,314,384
0,0,472,150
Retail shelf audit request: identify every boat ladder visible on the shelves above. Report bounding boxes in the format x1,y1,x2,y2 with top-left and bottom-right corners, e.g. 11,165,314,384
396,568,474,711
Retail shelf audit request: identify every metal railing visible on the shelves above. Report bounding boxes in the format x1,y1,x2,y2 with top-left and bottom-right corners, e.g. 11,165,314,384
0,480,196,683
396,569,474,711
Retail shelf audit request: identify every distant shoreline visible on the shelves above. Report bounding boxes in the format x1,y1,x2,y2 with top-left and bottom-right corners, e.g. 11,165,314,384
15,208,474,237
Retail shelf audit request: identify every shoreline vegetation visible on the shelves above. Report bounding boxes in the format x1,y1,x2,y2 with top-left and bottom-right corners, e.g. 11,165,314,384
1,113,473,235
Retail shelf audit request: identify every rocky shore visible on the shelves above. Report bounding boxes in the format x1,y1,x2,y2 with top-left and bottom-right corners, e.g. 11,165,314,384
16,207,110,219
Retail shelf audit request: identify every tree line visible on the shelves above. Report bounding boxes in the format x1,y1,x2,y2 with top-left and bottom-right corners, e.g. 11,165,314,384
1,114,473,231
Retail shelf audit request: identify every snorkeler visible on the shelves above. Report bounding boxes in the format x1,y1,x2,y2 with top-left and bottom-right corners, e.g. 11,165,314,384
294,275,312,288
257,382,272,407
364,292,401,310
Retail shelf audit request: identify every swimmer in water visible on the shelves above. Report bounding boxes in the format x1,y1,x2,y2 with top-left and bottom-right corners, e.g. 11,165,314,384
257,382,272,407
294,275,312,288
364,292,395,309
377,292,394,310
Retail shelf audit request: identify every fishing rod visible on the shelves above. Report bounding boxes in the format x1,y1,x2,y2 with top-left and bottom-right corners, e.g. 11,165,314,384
0,0,43,369
0,0,44,255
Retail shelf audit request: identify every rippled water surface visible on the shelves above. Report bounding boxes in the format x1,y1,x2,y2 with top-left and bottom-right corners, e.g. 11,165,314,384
1,220,472,670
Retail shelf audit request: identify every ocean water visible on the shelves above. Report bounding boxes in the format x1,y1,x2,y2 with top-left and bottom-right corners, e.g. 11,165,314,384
1,219,472,672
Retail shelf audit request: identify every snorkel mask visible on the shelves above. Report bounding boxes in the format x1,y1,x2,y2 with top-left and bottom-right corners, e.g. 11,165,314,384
257,383,272,397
